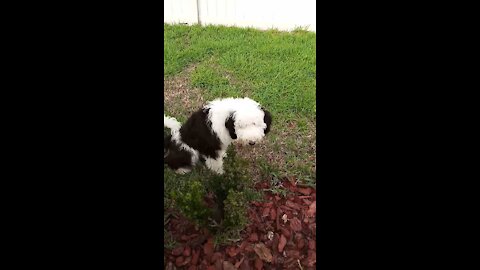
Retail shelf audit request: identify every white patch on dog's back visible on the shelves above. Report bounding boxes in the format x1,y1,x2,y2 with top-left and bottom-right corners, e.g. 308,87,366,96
164,115,181,132
164,114,200,165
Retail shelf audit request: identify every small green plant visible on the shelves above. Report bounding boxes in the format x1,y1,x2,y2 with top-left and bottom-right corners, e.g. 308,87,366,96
205,148,263,245
172,180,212,227
258,159,289,197
213,190,249,245
222,190,248,230
164,229,177,249
206,148,251,202
166,147,262,246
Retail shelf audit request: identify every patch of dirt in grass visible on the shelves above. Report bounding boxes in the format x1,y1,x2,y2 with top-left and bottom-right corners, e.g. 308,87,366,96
212,61,255,96
164,65,206,120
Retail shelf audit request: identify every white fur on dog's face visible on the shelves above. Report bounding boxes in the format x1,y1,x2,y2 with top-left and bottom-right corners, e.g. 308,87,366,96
234,111,267,145
206,97,268,147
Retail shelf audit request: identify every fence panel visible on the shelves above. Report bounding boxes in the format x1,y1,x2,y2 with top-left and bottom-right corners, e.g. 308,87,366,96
165,0,316,32
164,0,198,25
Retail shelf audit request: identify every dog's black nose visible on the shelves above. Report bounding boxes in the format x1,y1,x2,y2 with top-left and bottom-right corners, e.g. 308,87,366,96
249,141,255,145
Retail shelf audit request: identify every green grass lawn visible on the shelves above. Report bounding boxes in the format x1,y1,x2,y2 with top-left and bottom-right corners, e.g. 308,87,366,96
164,24,316,186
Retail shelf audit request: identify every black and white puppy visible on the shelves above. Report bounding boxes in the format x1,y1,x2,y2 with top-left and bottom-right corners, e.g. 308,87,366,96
164,97,272,174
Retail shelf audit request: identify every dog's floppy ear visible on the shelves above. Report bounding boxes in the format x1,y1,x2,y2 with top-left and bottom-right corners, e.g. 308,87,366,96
262,108,272,134
225,113,237,139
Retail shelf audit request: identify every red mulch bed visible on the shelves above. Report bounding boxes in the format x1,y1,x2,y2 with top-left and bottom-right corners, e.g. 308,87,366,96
164,178,316,270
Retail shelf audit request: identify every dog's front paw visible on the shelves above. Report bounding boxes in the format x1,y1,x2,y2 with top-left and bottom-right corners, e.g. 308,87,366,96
212,167,224,175
205,158,224,175
175,168,191,174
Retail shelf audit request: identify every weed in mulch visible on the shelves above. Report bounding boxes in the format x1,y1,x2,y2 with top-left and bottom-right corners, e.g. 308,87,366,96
165,148,262,246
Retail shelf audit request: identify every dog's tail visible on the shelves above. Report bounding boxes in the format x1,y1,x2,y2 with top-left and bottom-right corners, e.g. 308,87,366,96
164,114,181,132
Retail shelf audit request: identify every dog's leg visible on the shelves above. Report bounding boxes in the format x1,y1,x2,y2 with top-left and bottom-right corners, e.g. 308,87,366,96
205,157,224,175
175,167,192,174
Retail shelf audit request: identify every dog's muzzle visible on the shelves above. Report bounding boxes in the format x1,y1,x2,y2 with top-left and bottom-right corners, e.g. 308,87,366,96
249,141,256,145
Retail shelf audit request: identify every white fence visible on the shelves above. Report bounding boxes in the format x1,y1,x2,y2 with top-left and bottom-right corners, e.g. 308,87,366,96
164,0,316,32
